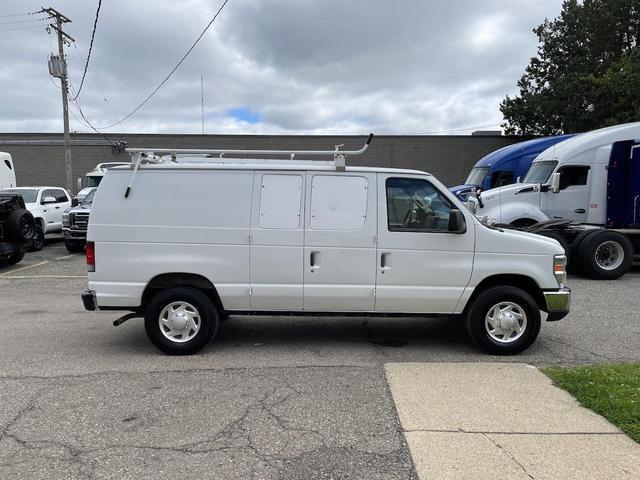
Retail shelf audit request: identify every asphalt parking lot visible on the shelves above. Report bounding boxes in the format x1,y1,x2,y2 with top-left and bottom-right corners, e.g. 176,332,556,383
1,237,639,479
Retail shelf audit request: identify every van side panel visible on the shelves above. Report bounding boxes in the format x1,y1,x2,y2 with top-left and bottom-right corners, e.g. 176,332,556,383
88,169,253,309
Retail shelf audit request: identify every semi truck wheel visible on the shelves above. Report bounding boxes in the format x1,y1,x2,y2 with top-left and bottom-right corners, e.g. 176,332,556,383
144,287,219,355
7,209,35,243
465,286,541,355
577,230,633,280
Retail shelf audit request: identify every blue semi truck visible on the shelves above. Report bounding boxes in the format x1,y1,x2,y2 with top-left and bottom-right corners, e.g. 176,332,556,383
450,135,574,200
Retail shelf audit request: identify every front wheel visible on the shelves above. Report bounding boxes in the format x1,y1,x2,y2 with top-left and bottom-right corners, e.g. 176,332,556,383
64,240,85,253
144,287,219,355
466,286,541,355
0,249,25,268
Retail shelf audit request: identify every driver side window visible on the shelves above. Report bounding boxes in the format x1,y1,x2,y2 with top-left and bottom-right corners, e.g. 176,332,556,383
386,177,453,232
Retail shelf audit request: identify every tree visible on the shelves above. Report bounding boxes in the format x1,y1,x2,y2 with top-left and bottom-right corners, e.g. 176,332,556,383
500,0,640,135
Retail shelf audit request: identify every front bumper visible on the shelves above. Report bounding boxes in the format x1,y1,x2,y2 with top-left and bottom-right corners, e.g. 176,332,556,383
62,228,87,240
543,286,571,321
82,289,97,311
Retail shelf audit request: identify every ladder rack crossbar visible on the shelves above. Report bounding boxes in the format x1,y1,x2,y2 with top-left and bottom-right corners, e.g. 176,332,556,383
123,134,373,198
124,133,373,158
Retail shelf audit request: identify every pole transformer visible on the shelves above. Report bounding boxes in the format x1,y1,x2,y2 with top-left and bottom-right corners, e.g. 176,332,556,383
43,7,75,193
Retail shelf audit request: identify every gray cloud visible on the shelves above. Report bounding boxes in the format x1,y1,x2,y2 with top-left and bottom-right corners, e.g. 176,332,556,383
0,0,563,134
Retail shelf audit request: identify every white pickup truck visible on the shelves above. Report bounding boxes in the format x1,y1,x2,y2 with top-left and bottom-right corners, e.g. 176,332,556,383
82,137,570,355
2,186,72,251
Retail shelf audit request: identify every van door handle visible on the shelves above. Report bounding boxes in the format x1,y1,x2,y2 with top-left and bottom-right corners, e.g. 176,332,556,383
310,251,320,271
574,208,585,214
380,252,391,272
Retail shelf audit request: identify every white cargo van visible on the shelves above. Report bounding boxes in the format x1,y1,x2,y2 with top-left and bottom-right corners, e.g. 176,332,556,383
82,137,570,355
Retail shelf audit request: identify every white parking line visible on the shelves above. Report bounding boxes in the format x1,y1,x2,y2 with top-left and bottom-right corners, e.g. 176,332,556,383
0,261,49,276
54,253,80,260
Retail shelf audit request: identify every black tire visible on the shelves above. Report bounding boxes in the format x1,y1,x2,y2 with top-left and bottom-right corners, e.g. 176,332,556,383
576,230,633,280
0,249,25,268
7,209,35,243
29,225,45,252
465,286,542,355
65,240,85,253
568,229,597,273
144,287,219,355
536,231,570,264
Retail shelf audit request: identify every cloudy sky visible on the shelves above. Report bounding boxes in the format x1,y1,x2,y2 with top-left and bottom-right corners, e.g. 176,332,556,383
0,0,564,135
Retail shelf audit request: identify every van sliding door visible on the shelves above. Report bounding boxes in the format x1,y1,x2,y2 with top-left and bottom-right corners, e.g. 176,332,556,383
249,172,305,310
303,173,377,312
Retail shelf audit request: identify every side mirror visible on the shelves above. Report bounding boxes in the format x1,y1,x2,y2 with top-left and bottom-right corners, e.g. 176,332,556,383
516,176,521,183
41,196,56,204
448,209,467,233
71,197,79,207
550,172,561,193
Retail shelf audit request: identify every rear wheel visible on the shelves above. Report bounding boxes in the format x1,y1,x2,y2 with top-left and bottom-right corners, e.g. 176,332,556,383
466,286,541,355
144,287,219,355
577,230,633,280
29,225,45,252
7,209,35,243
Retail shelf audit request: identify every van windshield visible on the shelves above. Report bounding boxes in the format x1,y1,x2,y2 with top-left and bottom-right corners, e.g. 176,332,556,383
465,167,489,186
4,188,38,203
86,176,102,188
522,161,558,184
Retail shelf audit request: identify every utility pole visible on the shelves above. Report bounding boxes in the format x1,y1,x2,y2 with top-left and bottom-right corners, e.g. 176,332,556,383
43,7,74,193
201,73,205,134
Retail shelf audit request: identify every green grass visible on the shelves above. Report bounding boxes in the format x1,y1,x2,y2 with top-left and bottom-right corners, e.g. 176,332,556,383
543,364,640,443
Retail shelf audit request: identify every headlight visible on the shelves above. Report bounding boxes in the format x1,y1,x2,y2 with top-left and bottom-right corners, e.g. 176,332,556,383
62,213,70,227
553,254,567,286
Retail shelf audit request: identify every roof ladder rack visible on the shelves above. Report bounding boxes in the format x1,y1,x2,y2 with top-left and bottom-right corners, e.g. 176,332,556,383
124,133,373,198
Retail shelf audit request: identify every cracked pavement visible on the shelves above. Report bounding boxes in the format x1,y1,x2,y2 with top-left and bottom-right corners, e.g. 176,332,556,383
0,240,639,478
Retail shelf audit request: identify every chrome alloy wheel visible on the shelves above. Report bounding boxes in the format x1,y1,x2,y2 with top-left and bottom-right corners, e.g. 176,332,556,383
594,240,624,271
158,301,201,343
485,301,527,343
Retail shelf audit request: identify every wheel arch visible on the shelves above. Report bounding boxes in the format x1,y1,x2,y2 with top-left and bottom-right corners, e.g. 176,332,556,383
34,217,45,229
141,272,224,313
463,274,546,315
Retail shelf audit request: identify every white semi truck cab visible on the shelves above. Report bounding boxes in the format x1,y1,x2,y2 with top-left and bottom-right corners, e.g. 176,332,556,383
473,122,640,279
77,162,129,200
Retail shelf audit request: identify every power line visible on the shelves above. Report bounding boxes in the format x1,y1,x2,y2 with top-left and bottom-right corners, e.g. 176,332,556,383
96,0,230,130
0,12,33,18
0,24,45,33
70,0,102,101
71,43,113,112
0,16,51,26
